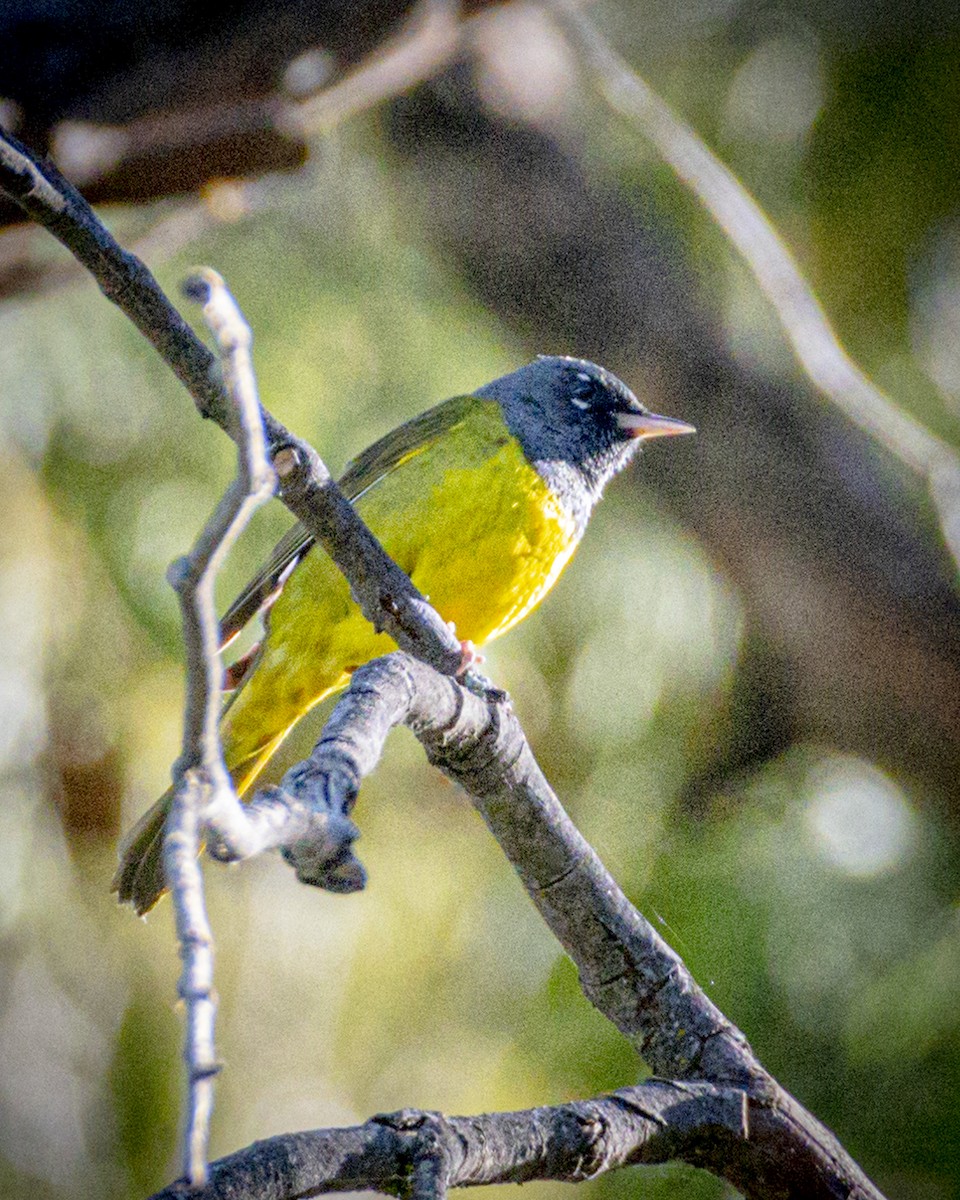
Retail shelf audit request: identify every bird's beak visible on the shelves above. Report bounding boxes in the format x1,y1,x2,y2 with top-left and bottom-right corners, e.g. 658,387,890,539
616,411,697,440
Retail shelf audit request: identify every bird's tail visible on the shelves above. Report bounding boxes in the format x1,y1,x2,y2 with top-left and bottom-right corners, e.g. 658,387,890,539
112,728,289,916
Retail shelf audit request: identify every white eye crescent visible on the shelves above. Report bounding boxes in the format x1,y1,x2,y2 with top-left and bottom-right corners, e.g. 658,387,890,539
570,396,591,410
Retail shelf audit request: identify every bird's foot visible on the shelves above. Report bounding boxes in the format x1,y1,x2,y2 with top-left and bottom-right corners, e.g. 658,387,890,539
445,629,506,702
456,639,485,675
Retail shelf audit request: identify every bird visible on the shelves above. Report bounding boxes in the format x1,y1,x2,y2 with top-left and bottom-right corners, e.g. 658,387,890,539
113,356,694,913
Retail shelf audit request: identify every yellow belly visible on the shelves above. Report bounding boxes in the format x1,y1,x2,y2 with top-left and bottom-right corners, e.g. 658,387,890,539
220,423,579,778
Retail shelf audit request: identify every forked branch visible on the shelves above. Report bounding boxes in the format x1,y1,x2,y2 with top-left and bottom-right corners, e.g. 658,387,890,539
148,652,884,1200
0,117,886,1200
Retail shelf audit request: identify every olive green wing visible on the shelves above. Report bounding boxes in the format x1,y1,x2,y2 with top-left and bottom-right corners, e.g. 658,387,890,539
218,395,481,649
218,521,314,649
338,394,480,500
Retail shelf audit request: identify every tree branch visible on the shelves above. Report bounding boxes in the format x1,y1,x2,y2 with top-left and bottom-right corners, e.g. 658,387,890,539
149,1079,752,1200
0,116,887,1200
204,651,885,1200
162,270,276,1185
550,0,960,573
0,124,485,689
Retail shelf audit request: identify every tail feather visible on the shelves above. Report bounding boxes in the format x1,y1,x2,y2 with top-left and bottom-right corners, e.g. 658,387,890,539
112,791,172,915
115,629,350,915
112,730,290,915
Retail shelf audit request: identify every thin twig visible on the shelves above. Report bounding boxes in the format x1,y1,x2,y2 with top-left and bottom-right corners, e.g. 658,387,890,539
162,765,218,1188
164,270,276,1185
551,0,960,572
287,0,462,137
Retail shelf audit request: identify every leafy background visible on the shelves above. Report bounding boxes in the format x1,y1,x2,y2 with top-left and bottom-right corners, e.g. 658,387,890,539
1,3,959,1198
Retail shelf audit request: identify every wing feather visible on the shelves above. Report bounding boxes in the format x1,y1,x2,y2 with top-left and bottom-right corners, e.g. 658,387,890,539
218,395,479,650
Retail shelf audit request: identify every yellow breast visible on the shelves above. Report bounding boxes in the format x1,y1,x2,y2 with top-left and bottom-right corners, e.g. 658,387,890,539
393,437,579,645
235,405,581,748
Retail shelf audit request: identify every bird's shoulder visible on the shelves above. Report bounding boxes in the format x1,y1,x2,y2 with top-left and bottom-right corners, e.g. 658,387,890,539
339,393,503,500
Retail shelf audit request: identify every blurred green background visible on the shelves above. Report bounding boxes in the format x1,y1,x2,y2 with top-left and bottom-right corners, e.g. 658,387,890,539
1,3,959,1198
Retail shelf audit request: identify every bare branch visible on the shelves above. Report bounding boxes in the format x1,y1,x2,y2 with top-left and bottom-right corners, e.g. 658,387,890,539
551,0,960,572
0,113,888,1200
0,125,478,684
147,1079,752,1200
0,125,228,419
163,270,276,1185
231,651,885,1200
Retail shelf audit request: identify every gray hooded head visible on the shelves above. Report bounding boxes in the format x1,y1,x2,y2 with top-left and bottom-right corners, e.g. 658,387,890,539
476,356,693,533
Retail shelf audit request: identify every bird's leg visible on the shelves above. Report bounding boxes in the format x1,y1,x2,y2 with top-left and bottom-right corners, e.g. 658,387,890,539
453,635,485,676
444,619,486,676
458,640,485,674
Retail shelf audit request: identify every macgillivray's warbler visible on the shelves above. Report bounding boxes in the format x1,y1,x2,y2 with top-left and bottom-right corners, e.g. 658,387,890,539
114,355,694,913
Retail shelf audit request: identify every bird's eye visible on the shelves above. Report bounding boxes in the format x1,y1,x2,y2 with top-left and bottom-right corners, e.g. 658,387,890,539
570,371,599,410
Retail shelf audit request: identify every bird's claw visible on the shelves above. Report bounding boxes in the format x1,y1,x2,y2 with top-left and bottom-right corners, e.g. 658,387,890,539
456,639,485,675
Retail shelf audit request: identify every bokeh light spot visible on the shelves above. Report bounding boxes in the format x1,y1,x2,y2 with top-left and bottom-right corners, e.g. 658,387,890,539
804,756,917,877
725,34,823,143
